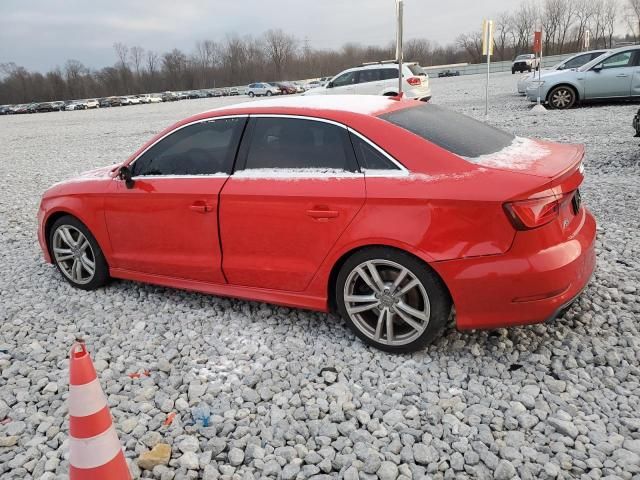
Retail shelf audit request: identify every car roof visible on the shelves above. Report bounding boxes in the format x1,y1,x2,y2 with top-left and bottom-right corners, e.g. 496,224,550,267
203,95,414,118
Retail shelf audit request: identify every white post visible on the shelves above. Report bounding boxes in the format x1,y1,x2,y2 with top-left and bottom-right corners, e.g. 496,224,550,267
482,19,493,117
486,52,490,116
396,0,404,97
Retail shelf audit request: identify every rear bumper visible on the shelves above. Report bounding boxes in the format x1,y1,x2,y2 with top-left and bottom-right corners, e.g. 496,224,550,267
432,208,597,330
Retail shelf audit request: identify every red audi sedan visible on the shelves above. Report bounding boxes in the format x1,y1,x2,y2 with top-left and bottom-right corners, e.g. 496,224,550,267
38,96,596,352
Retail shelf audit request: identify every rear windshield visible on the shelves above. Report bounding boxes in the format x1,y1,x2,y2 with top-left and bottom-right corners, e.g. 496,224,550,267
380,103,514,158
407,64,426,76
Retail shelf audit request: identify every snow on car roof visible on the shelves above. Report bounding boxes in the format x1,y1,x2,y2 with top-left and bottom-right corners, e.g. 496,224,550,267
207,95,409,116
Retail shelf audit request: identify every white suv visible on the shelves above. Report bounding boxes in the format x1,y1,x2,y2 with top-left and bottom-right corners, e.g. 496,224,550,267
247,83,280,97
303,62,431,101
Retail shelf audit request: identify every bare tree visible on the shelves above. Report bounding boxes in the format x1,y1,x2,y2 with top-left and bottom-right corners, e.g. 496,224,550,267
130,46,145,76
512,1,538,53
573,0,596,50
456,32,483,63
605,0,619,46
263,29,297,79
494,12,514,60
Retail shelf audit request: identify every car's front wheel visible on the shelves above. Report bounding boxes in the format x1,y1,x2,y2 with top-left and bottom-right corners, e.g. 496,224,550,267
49,216,109,290
336,247,451,353
248,91,255,98
548,85,576,109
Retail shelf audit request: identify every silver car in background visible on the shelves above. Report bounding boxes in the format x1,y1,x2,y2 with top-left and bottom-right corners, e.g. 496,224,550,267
517,49,609,94
526,45,640,109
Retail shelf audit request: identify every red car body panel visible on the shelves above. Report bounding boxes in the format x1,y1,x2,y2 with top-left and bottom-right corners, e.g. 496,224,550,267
38,97,596,330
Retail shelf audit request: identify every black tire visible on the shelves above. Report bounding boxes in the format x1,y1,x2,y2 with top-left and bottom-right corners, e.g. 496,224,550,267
335,247,451,353
49,215,109,290
547,85,577,109
512,69,516,74
266,91,273,96
528,66,532,72
248,91,255,98
383,92,398,97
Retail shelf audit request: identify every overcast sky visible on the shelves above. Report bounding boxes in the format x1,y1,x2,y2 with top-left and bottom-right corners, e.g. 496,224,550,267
1,0,514,72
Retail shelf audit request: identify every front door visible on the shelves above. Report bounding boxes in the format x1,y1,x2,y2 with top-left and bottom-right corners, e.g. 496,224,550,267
584,50,638,99
104,117,246,283
327,71,359,95
219,116,365,292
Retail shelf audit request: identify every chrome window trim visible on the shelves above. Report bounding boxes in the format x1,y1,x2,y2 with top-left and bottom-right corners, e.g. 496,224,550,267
347,128,410,174
127,114,249,179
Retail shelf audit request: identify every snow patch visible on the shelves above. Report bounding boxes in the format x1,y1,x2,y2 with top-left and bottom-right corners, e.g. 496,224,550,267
233,168,362,180
207,95,400,115
462,137,549,170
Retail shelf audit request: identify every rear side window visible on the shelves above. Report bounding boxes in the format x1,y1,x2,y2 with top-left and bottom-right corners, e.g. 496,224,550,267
240,118,356,171
564,54,592,69
350,134,400,170
132,118,245,176
380,68,399,80
380,104,514,158
359,69,380,83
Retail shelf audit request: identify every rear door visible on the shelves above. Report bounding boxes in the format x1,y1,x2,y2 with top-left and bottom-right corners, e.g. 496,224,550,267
104,117,246,282
219,116,365,291
584,50,638,99
356,68,382,95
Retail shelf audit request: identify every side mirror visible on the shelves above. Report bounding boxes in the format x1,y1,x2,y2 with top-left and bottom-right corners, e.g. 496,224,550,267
557,64,565,70
326,82,334,88
118,165,135,189
592,63,603,72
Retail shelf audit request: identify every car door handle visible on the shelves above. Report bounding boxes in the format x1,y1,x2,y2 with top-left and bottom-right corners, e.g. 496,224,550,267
306,209,339,219
190,202,214,213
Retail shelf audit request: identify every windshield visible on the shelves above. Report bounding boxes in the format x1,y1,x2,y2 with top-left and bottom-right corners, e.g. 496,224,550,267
516,55,530,60
380,103,514,158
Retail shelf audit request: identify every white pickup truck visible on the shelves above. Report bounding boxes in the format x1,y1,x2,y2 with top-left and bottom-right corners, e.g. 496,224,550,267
512,54,540,74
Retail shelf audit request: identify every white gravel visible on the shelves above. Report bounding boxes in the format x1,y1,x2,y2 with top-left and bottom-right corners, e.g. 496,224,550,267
0,73,639,480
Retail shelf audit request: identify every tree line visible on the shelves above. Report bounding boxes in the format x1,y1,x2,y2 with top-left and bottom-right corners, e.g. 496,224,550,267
0,0,632,105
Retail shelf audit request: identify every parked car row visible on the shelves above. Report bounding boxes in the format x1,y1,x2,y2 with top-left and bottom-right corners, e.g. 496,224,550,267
516,45,640,109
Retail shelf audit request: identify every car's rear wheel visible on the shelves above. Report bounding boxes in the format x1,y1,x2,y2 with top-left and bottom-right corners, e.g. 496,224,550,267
548,85,576,109
336,247,451,353
49,216,109,290
266,91,273,96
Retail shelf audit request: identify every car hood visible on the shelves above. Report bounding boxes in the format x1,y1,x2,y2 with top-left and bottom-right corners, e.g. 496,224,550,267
538,69,578,82
43,164,117,197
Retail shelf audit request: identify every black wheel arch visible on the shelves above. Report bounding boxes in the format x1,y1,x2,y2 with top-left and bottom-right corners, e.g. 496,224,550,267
327,244,452,313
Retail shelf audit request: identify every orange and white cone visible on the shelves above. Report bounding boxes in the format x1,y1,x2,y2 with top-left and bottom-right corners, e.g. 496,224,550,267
68,341,131,480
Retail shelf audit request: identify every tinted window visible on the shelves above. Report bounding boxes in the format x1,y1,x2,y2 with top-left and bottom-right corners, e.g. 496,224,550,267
241,118,354,170
332,71,358,87
358,69,380,83
380,104,514,158
132,118,245,176
380,68,399,80
564,54,591,69
350,134,399,170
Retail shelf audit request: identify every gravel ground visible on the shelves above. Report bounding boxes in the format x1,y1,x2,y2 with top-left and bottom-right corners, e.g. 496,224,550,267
0,72,639,480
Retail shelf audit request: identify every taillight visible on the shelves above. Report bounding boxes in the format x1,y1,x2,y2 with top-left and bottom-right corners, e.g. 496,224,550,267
406,77,421,86
504,193,573,230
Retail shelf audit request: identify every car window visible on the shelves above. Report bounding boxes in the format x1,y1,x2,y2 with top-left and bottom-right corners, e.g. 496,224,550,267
564,54,591,69
132,118,246,176
358,69,380,84
240,118,355,171
380,103,514,158
350,134,400,170
600,51,633,69
332,71,358,87
380,68,399,80
407,64,426,76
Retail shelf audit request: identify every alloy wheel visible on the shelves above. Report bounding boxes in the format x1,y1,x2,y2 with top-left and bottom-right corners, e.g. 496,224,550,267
343,259,431,347
52,225,96,285
550,88,574,108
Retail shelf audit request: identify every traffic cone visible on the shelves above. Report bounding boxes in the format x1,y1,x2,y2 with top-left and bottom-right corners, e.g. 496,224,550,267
68,341,131,480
